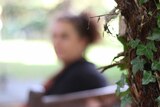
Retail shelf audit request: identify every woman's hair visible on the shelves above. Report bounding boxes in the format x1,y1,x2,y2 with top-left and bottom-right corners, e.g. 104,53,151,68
57,12,100,44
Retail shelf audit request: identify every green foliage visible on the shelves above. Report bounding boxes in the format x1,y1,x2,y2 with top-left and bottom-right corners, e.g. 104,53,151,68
116,73,132,107
142,71,156,85
136,41,157,60
156,3,160,10
106,0,160,105
136,44,153,60
157,17,160,28
128,39,140,49
152,61,160,71
139,0,149,5
120,89,132,107
148,11,153,16
147,41,157,52
117,36,128,50
147,28,160,41
116,73,127,96
131,57,146,75
156,96,160,105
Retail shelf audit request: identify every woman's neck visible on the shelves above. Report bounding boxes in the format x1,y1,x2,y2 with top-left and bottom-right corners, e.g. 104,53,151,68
64,56,83,67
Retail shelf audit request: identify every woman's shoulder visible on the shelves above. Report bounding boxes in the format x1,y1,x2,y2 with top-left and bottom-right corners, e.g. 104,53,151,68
73,59,103,77
74,59,108,88
73,58,97,72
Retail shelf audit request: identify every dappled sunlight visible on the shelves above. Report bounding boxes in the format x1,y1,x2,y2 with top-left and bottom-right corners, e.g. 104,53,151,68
0,40,58,65
0,39,122,66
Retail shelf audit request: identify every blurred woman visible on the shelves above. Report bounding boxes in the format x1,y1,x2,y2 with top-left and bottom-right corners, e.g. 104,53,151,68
44,12,107,95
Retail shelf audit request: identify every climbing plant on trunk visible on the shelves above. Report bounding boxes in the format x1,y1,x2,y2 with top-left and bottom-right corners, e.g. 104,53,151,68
100,0,160,107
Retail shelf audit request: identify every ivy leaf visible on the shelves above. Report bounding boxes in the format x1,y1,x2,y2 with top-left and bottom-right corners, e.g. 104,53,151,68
136,45,146,55
144,49,153,60
156,96,160,105
117,36,128,50
156,3,160,10
120,91,132,107
146,41,157,52
139,0,149,5
128,39,140,48
136,44,154,60
147,28,160,41
116,73,126,87
148,11,152,16
152,61,160,71
142,71,156,85
116,85,121,96
131,57,146,75
116,73,127,96
157,18,160,28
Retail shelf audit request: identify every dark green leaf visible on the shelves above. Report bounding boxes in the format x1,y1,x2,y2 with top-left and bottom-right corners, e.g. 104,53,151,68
116,85,121,96
148,11,152,16
136,45,146,55
157,18,160,28
136,44,154,60
142,71,156,85
131,57,146,75
128,39,140,48
139,0,149,5
146,41,157,52
121,90,132,107
147,29,160,41
145,49,153,60
117,36,128,50
116,73,126,87
116,73,127,96
156,96,160,105
152,61,160,71
157,3,160,10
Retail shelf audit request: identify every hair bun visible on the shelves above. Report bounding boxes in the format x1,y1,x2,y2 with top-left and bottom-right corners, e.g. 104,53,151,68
57,11,101,44
79,12,100,43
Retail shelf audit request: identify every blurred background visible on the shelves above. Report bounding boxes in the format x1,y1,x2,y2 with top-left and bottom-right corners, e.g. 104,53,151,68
0,0,124,106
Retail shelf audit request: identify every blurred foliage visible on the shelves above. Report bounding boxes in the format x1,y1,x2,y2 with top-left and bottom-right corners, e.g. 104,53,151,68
1,0,110,39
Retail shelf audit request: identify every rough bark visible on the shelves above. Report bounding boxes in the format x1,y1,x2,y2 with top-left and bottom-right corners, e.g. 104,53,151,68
115,0,160,106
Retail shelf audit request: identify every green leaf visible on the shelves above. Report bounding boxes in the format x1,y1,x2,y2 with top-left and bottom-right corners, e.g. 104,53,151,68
156,96,160,105
157,3,160,10
121,89,132,107
147,29,160,41
136,45,146,56
116,73,127,96
116,85,121,96
128,39,140,48
146,41,157,52
157,18,160,28
116,73,126,87
136,44,154,60
139,0,149,5
152,61,160,71
131,57,146,75
142,71,156,85
148,11,152,16
117,36,128,50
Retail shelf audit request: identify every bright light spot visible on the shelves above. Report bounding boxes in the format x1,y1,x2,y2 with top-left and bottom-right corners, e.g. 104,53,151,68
0,5,3,31
86,46,122,66
0,40,58,65
41,0,61,9
103,0,117,11
0,6,2,15
0,20,3,31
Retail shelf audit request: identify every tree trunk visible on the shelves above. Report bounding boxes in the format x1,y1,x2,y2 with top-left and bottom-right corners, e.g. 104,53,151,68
115,0,160,106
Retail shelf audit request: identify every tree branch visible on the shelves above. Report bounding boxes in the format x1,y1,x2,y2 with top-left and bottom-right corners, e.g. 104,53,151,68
99,62,122,73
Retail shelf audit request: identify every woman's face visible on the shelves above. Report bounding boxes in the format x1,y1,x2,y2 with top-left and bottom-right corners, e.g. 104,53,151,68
52,20,87,64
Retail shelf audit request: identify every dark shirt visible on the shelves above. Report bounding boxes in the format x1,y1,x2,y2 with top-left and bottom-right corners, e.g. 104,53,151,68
45,58,107,95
